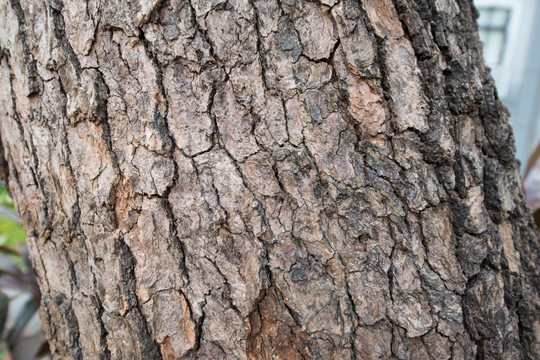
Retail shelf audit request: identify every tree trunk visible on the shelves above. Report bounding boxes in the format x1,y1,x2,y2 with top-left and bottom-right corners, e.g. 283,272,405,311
0,0,538,358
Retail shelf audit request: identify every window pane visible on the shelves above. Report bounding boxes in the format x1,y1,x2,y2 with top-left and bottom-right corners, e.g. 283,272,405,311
477,6,511,66
484,30,506,65
491,8,510,27
477,8,493,27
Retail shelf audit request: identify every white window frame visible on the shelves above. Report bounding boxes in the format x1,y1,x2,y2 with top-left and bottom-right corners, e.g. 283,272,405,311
475,0,526,98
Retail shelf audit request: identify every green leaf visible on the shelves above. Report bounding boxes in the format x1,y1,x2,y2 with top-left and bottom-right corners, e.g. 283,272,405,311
0,217,25,248
0,347,9,360
0,183,14,212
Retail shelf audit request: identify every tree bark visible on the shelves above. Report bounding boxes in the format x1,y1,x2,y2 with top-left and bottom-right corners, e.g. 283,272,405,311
0,0,538,359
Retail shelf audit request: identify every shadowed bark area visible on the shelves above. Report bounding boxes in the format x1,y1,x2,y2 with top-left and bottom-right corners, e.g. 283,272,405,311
0,0,538,359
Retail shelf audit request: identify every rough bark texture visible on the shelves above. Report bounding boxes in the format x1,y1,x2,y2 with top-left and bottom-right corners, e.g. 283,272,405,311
0,0,538,359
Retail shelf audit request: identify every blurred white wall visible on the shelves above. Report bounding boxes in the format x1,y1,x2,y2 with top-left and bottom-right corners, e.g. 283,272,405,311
475,0,540,170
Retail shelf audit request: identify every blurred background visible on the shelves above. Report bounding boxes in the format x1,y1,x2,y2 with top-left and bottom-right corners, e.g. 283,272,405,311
475,0,540,166
0,1,538,359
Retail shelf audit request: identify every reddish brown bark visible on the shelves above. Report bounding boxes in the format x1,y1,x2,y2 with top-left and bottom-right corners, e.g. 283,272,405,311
0,0,538,359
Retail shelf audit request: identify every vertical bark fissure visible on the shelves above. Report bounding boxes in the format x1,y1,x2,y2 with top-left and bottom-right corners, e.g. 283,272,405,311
53,293,82,360
7,0,39,95
0,51,9,183
138,25,192,286
96,300,112,360
47,24,116,357
116,233,163,360
50,0,82,79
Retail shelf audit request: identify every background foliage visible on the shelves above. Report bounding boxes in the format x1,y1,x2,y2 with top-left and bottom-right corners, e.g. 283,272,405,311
0,182,48,360
0,184,25,249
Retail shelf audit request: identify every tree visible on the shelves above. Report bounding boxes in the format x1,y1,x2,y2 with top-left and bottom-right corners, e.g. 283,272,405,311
0,0,538,358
